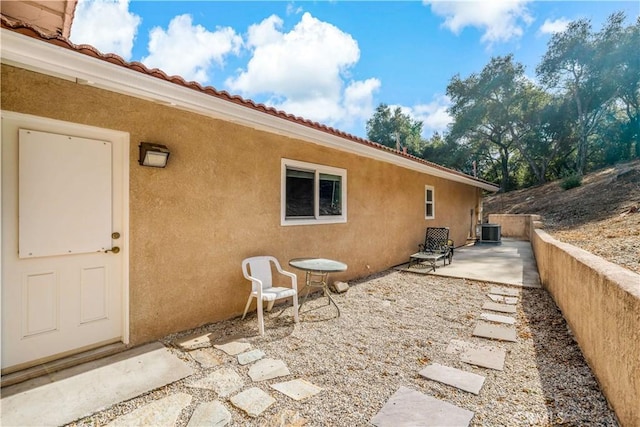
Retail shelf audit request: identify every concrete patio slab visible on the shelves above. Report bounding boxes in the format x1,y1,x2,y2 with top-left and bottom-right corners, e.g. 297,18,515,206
482,302,517,314
106,393,192,427
473,321,518,342
187,367,244,397
418,363,485,395
248,358,290,382
401,238,541,288
480,312,516,325
230,387,275,417
461,346,507,371
0,342,193,427
187,401,231,427
271,379,322,401
370,386,474,426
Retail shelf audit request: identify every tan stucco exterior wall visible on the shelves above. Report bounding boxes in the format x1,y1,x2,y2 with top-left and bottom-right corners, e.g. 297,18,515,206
2,65,482,344
489,214,640,427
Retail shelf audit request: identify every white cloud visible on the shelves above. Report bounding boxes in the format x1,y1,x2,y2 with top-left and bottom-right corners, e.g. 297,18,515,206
343,79,382,121
70,0,141,60
246,14,284,48
425,0,533,45
141,14,242,83
394,95,453,138
226,12,380,129
539,18,570,35
286,3,304,16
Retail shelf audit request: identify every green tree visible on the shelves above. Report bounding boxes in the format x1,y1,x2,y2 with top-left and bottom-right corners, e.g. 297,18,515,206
446,55,528,191
610,15,640,157
513,88,575,184
421,132,472,172
366,103,424,155
536,13,622,175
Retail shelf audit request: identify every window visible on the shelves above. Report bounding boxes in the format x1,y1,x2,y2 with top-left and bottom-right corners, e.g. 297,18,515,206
425,185,435,219
282,159,347,225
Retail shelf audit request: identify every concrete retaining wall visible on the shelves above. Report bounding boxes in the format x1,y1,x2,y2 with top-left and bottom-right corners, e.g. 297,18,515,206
489,214,640,427
487,214,540,240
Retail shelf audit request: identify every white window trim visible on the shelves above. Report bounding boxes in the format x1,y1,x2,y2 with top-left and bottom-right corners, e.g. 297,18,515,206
281,159,347,226
425,185,435,220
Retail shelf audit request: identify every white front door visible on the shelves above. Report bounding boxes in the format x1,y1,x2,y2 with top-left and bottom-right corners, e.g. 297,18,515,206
1,112,129,372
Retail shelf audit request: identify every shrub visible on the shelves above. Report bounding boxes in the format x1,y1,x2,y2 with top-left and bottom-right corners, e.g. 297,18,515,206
561,173,582,190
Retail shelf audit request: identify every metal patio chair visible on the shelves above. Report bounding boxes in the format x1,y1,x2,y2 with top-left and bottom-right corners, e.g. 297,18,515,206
408,227,454,271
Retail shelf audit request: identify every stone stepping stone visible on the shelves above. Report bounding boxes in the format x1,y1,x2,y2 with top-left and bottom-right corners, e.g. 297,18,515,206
106,393,192,427
480,312,516,325
461,346,506,371
418,363,485,395
490,286,520,297
488,294,518,304
189,348,223,368
187,367,244,397
230,387,275,418
445,339,476,355
487,293,505,303
248,358,290,382
271,379,322,401
266,410,307,426
445,339,506,371
214,341,251,356
187,401,231,427
237,349,265,365
370,386,474,426
174,332,213,350
445,339,495,355
482,302,517,314
473,321,517,342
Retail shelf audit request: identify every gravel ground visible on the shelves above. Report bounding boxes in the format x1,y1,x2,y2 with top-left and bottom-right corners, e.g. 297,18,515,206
483,160,640,275
548,211,640,274
70,271,618,427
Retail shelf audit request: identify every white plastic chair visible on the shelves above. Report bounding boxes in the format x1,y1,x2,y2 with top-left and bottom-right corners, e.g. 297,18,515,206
241,256,299,336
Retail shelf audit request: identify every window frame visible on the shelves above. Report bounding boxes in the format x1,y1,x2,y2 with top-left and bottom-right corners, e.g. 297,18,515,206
425,185,435,220
281,159,347,226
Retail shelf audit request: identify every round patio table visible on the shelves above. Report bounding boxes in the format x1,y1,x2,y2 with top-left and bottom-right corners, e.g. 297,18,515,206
288,258,347,317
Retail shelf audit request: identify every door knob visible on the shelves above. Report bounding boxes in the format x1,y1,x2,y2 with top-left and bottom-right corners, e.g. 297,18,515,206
105,246,120,254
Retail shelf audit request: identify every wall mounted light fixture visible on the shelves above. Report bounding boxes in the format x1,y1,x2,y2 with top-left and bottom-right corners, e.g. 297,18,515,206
139,142,170,168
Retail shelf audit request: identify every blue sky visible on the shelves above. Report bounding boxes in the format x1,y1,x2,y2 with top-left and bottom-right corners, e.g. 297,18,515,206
70,1,639,139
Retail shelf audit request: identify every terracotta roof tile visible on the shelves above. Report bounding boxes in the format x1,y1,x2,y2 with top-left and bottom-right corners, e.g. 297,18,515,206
0,15,496,189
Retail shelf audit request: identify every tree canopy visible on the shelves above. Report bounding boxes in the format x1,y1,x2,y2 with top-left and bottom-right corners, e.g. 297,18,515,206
365,11,639,192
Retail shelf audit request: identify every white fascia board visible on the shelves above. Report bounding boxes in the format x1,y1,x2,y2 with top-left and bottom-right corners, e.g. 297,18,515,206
1,29,499,192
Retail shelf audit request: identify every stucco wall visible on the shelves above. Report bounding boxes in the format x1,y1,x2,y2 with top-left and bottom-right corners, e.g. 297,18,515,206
487,213,541,240
487,214,639,427
2,65,481,344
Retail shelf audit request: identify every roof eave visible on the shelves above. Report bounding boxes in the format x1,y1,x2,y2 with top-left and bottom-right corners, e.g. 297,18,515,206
0,28,499,192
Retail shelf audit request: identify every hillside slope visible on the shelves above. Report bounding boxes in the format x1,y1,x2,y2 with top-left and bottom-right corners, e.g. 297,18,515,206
483,160,640,273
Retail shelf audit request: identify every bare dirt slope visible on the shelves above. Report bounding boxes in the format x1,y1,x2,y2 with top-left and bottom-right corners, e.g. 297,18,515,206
483,160,640,274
